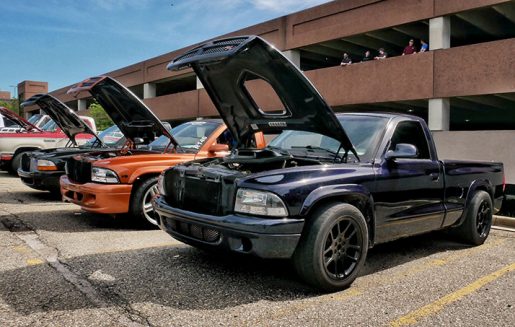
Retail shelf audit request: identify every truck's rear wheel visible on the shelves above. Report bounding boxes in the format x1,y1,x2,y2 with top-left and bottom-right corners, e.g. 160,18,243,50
130,176,159,228
452,190,492,245
293,203,368,292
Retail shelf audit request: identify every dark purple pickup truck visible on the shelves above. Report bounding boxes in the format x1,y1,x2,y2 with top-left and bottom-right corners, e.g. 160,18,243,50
153,36,504,291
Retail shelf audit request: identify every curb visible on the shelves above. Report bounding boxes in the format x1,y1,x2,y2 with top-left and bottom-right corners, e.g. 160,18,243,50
493,215,515,231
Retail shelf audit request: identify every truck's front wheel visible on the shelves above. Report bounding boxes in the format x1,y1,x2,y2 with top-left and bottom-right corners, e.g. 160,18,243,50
10,152,26,174
130,176,159,228
293,203,368,292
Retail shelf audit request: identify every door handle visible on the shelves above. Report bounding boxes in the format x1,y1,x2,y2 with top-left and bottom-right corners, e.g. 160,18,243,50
429,172,439,181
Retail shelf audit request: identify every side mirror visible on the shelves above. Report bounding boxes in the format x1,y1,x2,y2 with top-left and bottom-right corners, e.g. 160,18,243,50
385,143,418,160
133,137,145,145
208,143,229,153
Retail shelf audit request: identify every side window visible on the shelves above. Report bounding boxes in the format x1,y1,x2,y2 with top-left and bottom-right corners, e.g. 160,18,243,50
390,121,431,159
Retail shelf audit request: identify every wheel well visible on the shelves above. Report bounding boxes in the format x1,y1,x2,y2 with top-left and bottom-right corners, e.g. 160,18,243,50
307,195,375,246
471,185,494,202
456,185,494,228
14,147,40,157
130,173,160,200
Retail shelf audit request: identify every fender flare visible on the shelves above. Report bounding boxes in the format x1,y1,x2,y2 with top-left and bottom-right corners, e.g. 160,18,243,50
127,167,167,184
300,184,376,245
13,146,41,157
455,179,494,227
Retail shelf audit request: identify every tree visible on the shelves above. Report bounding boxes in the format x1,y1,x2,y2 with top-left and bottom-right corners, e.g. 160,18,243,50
0,99,20,115
88,101,113,130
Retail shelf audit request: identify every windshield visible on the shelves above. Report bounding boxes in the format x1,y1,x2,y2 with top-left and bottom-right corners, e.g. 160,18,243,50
28,114,51,128
268,115,388,162
0,115,17,127
40,119,58,132
27,115,40,124
149,121,221,151
85,125,124,147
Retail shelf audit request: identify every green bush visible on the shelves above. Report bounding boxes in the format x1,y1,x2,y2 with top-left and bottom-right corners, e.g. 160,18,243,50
88,101,113,130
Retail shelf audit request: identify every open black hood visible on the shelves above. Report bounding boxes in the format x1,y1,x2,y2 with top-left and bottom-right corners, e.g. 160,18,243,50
67,76,176,146
21,94,100,145
167,35,355,154
0,106,41,132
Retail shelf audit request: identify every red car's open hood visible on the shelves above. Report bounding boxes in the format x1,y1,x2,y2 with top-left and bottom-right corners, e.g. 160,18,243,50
21,94,101,146
0,106,41,132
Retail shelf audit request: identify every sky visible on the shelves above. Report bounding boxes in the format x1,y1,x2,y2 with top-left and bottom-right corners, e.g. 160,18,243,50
0,0,331,95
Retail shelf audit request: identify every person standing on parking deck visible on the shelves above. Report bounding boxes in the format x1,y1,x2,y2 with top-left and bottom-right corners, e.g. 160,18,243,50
340,53,352,66
362,50,372,62
402,39,417,55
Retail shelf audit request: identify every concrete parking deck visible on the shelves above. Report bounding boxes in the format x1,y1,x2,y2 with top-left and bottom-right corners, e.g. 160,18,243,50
0,171,513,326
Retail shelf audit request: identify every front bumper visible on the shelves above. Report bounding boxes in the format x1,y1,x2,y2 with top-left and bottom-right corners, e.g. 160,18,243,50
18,168,62,192
60,175,132,214
153,195,304,259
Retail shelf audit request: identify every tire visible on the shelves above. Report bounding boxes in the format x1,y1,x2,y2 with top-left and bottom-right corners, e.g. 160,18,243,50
129,176,159,228
293,203,369,292
10,152,26,174
452,190,492,245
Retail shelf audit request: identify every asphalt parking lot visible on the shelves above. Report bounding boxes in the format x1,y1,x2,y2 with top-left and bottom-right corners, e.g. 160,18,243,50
0,171,513,327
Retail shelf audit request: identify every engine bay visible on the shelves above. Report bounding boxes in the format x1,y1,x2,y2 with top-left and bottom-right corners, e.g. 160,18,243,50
186,148,322,175
79,149,159,161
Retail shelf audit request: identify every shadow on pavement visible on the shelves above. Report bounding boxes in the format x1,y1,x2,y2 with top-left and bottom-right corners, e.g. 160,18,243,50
0,231,471,315
0,209,155,233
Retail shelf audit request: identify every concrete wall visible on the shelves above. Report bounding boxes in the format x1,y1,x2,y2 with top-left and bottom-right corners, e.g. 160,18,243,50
306,51,434,106
434,38,515,97
433,130,515,183
0,91,10,100
18,81,48,114
144,90,200,120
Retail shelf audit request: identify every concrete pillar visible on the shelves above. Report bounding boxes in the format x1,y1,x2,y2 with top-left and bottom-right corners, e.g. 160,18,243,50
429,16,450,50
143,83,156,99
428,98,450,131
77,99,87,112
282,50,301,68
196,77,204,89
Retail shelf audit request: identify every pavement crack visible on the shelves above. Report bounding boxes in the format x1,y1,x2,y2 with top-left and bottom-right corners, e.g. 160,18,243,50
1,211,149,326
91,282,155,327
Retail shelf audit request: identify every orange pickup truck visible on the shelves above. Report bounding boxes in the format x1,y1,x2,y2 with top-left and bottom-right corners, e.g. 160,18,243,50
60,76,266,226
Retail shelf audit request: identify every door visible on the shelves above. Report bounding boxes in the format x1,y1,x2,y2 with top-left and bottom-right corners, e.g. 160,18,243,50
373,120,445,243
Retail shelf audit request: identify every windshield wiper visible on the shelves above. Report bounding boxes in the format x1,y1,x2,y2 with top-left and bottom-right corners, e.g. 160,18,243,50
291,145,338,155
266,145,290,154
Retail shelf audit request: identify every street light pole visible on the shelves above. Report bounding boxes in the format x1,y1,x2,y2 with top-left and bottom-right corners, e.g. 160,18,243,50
9,85,17,99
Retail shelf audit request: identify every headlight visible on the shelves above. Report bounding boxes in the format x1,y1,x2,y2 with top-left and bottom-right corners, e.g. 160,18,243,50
234,188,288,217
157,173,166,196
37,159,58,171
91,167,119,183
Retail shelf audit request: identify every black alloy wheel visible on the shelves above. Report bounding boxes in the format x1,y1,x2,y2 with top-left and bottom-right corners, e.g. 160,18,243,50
293,203,368,292
322,217,363,280
476,200,491,238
